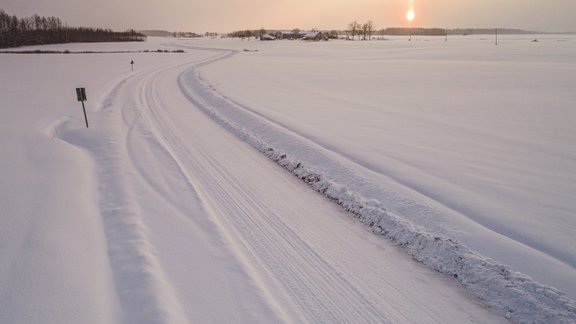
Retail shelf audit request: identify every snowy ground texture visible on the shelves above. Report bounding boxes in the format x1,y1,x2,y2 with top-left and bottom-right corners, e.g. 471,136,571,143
1,35,575,323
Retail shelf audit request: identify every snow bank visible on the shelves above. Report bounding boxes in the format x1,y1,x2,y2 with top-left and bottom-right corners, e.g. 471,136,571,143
177,46,576,323
56,116,188,324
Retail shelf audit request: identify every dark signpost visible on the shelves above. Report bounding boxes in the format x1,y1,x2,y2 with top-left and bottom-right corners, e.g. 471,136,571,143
76,87,89,128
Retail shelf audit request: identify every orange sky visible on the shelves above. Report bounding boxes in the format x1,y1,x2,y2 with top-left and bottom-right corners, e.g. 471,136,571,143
1,0,575,32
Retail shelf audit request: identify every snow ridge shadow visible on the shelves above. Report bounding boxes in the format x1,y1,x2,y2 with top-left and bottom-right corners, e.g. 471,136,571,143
177,48,576,323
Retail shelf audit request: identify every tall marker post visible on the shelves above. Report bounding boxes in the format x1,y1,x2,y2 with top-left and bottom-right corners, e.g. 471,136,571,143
76,87,89,128
130,60,134,71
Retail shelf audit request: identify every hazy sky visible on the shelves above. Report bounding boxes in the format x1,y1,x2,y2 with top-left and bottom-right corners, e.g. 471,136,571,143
1,0,575,33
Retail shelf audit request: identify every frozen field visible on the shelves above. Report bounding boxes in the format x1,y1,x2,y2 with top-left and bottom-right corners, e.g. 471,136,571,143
1,35,575,323
196,34,576,294
190,34,576,318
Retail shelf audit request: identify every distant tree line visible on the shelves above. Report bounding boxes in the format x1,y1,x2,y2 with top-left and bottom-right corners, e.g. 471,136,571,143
172,31,202,38
222,25,538,42
227,29,270,39
0,9,146,48
228,30,256,38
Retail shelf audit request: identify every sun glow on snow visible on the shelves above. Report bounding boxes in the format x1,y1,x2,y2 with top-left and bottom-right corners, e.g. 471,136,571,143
406,9,415,22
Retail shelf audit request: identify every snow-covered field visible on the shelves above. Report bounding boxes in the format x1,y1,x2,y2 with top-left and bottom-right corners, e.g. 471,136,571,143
1,35,575,323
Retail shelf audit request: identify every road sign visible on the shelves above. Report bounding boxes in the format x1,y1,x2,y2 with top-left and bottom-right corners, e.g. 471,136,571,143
75,88,89,128
76,87,87,102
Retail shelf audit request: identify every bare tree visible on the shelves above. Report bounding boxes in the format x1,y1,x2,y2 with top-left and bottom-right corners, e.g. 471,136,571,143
348,21,359,40
366,20,375,40
361,20,375,40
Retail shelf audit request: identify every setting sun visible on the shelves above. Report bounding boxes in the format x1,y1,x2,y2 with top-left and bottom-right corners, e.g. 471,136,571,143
406,9,415,22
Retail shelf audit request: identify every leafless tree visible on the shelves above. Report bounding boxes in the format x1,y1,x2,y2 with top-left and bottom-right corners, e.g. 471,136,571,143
361,20,375,40
348,21,359,40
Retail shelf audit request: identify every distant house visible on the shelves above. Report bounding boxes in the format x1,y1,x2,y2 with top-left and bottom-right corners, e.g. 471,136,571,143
273,30,328,41
260,34,276,41
301,31,328,41
276,31,304,40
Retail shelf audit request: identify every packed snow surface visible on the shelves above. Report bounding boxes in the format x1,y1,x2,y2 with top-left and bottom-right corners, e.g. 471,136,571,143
1,35,575,323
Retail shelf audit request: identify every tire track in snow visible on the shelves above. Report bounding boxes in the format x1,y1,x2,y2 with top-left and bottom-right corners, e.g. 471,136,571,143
196,162,407,323
185,147,393,323
137,45,508,323
128,51,413,322
122,59,294,323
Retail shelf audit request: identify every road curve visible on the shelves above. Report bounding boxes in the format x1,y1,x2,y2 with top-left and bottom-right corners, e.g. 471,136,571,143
63,47,507,323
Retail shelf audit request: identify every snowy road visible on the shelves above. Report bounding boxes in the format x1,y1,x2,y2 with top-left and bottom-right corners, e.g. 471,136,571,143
50,46,509,323
4,36,576,323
